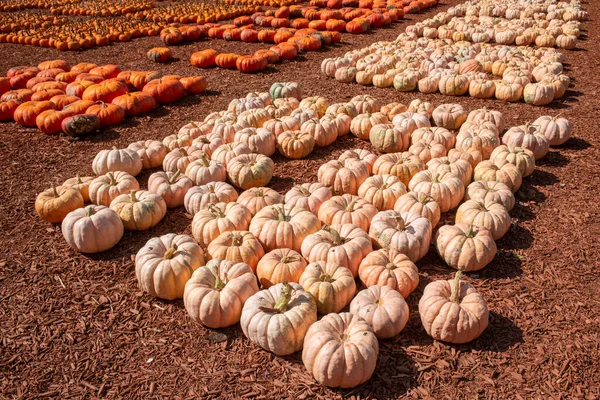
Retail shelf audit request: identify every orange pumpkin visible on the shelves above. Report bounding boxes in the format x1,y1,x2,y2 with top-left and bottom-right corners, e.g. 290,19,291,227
180,76,207,94
215,53,240,69
142,79,185,104
14,100,55,127
82,79,129,103
112,92,156,116
86,102,125,128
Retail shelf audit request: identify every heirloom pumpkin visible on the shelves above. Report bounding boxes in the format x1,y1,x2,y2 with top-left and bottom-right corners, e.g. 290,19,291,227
502,123,550,160
489,146,535,178
237,187,282,215
184,182,239,215
89,172,139,207
455,200,511,240
358,248,419,299
35,184,84,223
357,174,407,211
464,181,515,212
533,115,573,146
393,191,441,227
350,285,409,339
92,146,142,176
317,159,369,195
277,130,315,158
62,174,94,203
408,170,465,213
148,169,193,208
61,205,124,253
299,261,356,314
256,248,307,288
191,202,253,247
284,183,332,215
207,230,265,272
185,155,227,186
109,190,167,231
473,160,522,193
128,140,167,170
435,223,497,272
372,152,424,187
227,153,275,190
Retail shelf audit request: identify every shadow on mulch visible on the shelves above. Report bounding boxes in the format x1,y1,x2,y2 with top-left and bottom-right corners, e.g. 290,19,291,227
497,224,533,251
559,136,592,150
546,90,583,108
536,150,570,167
480,249,524,280
457,311,524,353
511,202,536,222
516,181,547,203
528,169,559,186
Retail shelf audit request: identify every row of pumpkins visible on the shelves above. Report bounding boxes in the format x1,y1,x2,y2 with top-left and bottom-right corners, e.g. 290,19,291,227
405,0,586,50
0,59,207,135
34,83,574,388
322,34,570,105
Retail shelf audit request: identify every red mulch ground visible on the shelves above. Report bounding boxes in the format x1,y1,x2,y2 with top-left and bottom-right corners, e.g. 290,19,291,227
1,0,600,398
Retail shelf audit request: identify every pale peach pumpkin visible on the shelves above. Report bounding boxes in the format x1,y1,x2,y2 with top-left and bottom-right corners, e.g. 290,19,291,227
427,157,473,187
318,194,378,232
148,169,193,208
227,153,275,190
298,261,356,314
184,182,238,215
256,248,307,288
464,181,515,211
408,170,464,213
127,140,167,170
338,149,378,174
489,145,535,178
350,285,409,339
435,223,497,271
92,146,142,176
473,160,522,193
432,103,467,130
207,230,265,272
393,191,441,228
237,187,282,216
357,174,407,211
455,200,511,240
61,205,123,253
191,202,252,247
89,172,139,207
502,123,550,160
109,190,167,231
372,152,424,187
358,248,419,298
533,115,572,146
284,183,332,215
317,159,369,196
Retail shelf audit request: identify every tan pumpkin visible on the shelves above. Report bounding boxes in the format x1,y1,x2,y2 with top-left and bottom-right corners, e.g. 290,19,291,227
135,233,204,300
459,119,499,137
184,182,238,215
263,116,301,137
370,123,411,153
92,146,142,176
207,230,265,272
408,99,434,118
299,96,330,117
408,170,464,213
256,248,307,288
277,130,315,159
391,111,431,134
191,202,252,247
523,82,554,106
427,157,473,187
318,194,378,232
533,115,572,146
368,210,432,262
435,223,497,272
350,112,388,140
185,154,227,186
466,108,506,133
227,153,275,190
317,159,369,196
163,132,193,151
234,128,276,156
191,132,224,157
299,261,356,314
211,142,252,168
284,183,332,215
127,140,167,170
338,149,378,174
455,200,511,240
350,285,409,339
357,174,407,211
495,81,523,102
237,108,271,129
179,121,213,138
237,187,282,216
432,103,467,130
469,79,495,99
419,271,489,343
502,123,550,160
89,171,139,207
212,120,243,143
184,259,259,328
464,181,515,211
393,191,441,228
147,169,193,208
411,127,456,151
489,145,535,178
162,146,205,173
62,174,94,203
301,224,372,278
473,160,522,193
109,190,167,231
350,94,381,114
408,139,448,164
372,152,424,187
358,248,419,298
455,128,500,160
249,203,321,252
448,148,483,169
380,102,408,120
61,205,123,253
438,74,470,96
302,312,378,388
241,282,317,355
301,118,338,147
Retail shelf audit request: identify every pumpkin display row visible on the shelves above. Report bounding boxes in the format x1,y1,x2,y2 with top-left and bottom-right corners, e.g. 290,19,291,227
322,33,571,105
404,0,587,50
0,59,208,136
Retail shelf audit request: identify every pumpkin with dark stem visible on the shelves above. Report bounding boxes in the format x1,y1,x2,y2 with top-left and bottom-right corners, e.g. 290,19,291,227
112,92,156,116
142,78,185,104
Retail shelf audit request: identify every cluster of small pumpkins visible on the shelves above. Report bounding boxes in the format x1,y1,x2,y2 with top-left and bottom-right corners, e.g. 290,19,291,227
48,0,154,17
322,33,570,105
0,59,207,136
0,12,67,33
0,0,80,12
130,2,260,25
405,0,587,50
35,83,575,388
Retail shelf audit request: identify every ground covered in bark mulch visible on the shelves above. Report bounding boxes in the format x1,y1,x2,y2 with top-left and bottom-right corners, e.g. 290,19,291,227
1,0,599,398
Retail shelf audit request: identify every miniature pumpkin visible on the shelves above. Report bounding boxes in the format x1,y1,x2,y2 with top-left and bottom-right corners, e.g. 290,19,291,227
135,233,204,300
191,202,252,247
184,259,259,329
227,153,275,190
62,205,123,253
358,248,419,298
62,174,94,202
207,230,265,272
35,184,84,223
241,282,317,355
393,191,441,228
89,172,139,207
317,159,369,196
109,190,167,231
92,146,142,176
256,248,307,288
237,187,282,216
148,169,193,208
455,200,511,240
302,312,378,388
299,261,356,314
127,140,167,170
419,271,489,343
350,285,409,339
357,174,407,211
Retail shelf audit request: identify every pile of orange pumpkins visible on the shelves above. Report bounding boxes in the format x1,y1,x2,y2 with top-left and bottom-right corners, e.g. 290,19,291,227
0,59,207,136
35,82,574,388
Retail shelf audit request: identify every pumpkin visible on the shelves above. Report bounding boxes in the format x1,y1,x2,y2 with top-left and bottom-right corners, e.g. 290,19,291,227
14,101,55,127
61,205,123,253
408,139,447,164
368,210,432,262
533,115,572,146
184,182,238,215
338,149,378,174
135,233,204,300
419,271,489,343
84,101,124,129
358,248,419,298
350,112,388,140
190,134,222,158
350,285,409,339
180,76,208,94
393,191,441,228
302,312,378,388
89,171,139,207
473,160,522,193
211,142,251,168
299,261,356,314
109,190,167,231
466,108,506,133
448,148,483,170
455,129,500,160
277,130,315,159
392,111,431,135
249,203,321,253
147,47,173,63
284,183,332,215
142,78,185,104
455,200,511,240
0,99,22,121
62,174,94,203
92,146,142,176
299,96,329,117
237,187,282,216
369,123,410,153
300,118,338,147
411,127,455,151
523,82,554,106
495,81,523,102
233,128,275,157
112,92,156,116
191,202,252,247
148,169,193,209
127,140,167,170
432,103,467,130
317,159,369,196
227,153,274,190
317,194,377,232
435,223,497,272
35,109,67,135
185,154,227,186
241,282,317,355
163,146,205,173
89,65,120,79
256,248,307,288
82,79,128,103
190,49,218,68
489,146,535,178
61,114,100,137
372,152,424,187
502,123,550,160
408,170,464,213
270,81,302,100
35,184,84,223
160,27,183,45
438,74,469,96
184,259,259,328
464,181,515,212
207,230,265,272
301,224,372,278
427,157,472,187
357,174,407,211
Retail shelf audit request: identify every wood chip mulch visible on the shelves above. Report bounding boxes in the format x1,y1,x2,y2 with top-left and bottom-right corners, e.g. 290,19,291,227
1,0,599,398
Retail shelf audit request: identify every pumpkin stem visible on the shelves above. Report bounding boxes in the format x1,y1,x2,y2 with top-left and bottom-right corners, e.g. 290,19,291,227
76,173,82,184
281,254,302,264
394,215,406,230
230,233,242,247
51,183,59,197
130,190,138,203
319,273,333,283
112,146,119,150
450,270,463,304
208,184,215,194
164,243,178,259
298,186,310,197
465,225,474,238
85,205,95,217
214,274,225,290
346,198,357,212
323,225,342,246
208,203,224,218
169,169,181,184
200,153,210,167
272,282,293,313
108,172,117,186
385,262,396,270
256,188,264,197
432,173,440,183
